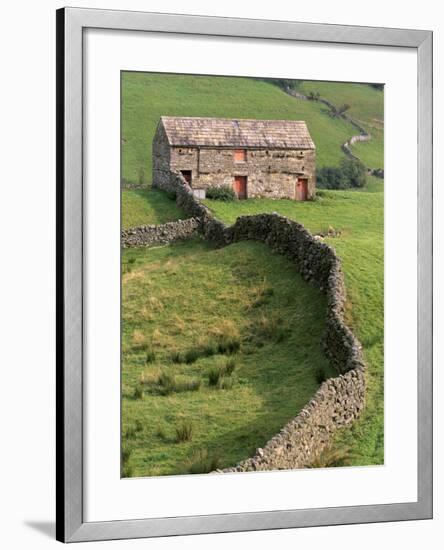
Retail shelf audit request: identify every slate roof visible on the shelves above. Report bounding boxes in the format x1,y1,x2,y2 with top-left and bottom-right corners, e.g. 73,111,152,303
160,116,315,150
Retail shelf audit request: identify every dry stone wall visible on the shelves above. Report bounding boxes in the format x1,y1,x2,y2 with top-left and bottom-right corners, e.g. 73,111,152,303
142,171,367,471
121,218,199,248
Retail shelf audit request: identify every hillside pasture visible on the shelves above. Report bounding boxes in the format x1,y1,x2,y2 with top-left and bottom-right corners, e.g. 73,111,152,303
298,80,384,169
121,238,334,477
203,188,384,466
122,72,364,185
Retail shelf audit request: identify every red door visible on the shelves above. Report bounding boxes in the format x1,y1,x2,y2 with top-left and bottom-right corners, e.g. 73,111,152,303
233,176,247,199
295,178,308,201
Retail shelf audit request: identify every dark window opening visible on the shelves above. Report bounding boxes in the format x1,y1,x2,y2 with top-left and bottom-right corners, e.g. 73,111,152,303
180,170,192,186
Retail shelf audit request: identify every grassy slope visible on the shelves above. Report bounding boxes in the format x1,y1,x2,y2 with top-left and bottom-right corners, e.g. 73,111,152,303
203,190,384,466
122,188,185,229
122,72,361,185
122,239,334,476
298,81,384,169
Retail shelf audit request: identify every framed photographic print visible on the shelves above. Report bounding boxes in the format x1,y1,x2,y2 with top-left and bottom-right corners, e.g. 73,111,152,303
56,6,433,543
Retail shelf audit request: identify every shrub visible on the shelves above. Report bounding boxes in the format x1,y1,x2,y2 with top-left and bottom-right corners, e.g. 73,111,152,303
340,157,366,188
175,420,193,442
165,190,176,201
205,185,237,202
316,166,348,190
317,158,367,190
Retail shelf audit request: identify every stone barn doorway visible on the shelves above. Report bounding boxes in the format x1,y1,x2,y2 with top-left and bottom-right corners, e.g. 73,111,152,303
234,176,247,199
295,178,308,201
180,170,192,186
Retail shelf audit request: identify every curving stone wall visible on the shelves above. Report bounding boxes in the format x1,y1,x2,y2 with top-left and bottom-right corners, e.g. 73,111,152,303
121,218,199,248
154,171,367,470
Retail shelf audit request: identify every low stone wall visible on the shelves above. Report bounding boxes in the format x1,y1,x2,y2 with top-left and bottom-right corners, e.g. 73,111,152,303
121,218,199,248
286,88,379,171
342,133,372,161
156,170,367,471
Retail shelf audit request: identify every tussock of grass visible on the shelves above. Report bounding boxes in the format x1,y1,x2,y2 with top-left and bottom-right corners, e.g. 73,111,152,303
249,313,288,344
207,367,221,387
224,358,236,376
208,358,237,390
175,420,193,442
131,329,147,352
308,446,356,468
216,336,241,355
133,385,144,400
183,449,220,474
140,369,201,395
217,377,234,390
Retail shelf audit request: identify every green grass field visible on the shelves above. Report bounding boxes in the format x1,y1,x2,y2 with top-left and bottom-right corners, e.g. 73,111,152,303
121,73,380,186
203,189,384,466
122,188,185,229
122,239,335,476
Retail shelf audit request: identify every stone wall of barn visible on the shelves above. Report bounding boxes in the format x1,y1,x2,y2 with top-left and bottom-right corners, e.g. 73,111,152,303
152,123,172,189
153,142,316,199
154,170,366,471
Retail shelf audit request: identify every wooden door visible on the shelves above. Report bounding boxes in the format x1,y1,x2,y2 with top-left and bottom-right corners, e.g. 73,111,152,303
180,170,192,185
295,178,308,201
233,176,247,199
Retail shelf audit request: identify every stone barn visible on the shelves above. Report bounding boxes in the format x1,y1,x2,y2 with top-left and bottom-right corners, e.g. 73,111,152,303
152,116,316,200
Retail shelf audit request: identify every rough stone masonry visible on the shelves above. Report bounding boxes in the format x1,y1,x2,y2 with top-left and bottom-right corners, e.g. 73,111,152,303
152,116,316,200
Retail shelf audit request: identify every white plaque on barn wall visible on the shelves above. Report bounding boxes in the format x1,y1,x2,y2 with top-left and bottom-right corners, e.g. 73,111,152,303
56,7,433,543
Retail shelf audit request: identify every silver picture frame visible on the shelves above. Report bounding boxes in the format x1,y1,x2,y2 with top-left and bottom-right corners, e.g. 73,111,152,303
56,6,433,543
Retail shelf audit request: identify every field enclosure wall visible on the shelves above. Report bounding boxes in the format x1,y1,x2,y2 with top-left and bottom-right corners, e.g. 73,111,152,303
136,171,367,471
121,218,199,248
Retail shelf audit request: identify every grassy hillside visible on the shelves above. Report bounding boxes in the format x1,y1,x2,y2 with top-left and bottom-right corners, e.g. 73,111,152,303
122,239,334,477
203,189,384,466
122,188,185,229
298,81,384,169
122,72,365,185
